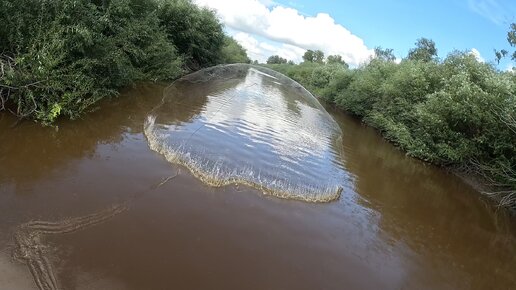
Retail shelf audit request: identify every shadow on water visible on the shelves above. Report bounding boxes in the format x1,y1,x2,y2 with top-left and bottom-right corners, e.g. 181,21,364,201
0,83,161,187
0,64,515,289
329,108,516,289
0,83,173,245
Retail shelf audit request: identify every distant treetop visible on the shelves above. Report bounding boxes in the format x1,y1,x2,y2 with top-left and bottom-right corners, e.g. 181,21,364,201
407,38,438,62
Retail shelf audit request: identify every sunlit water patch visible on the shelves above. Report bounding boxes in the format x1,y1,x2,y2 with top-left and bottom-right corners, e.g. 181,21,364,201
144,64,347,202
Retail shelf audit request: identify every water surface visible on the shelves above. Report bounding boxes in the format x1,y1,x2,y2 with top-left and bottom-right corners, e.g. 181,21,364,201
145,65,346,201
1,65,516,290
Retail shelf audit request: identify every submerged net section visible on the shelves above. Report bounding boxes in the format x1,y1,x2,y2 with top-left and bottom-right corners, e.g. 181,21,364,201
145,64,347,202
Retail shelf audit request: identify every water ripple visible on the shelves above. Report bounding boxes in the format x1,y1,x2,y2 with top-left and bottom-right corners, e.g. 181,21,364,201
144,64,347,202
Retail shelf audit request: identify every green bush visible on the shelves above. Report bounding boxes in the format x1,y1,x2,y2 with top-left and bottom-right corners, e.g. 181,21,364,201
0,0,240,123
220,36,251,64
336,59,397,116
267,50,516,205
265,62,347,97
156,0,225,69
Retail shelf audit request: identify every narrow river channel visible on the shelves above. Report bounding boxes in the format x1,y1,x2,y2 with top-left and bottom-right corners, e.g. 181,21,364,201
1,65,515,289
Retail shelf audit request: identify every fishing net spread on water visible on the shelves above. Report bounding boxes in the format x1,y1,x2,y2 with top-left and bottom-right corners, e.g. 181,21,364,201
144,64,347,202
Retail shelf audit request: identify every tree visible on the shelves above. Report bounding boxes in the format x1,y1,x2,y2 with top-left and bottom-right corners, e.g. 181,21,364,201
157,0,226,69
220,36,250,64
407,38,437,62
266,55,288,64
314,50,324,63
303,50,314,62
374,47,396,62
495,23,516,63
0,0,232,123
326,55,349,68
302,49,324,63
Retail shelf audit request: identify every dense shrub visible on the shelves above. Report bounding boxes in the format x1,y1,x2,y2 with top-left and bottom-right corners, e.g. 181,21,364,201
266,62,348,96
156,0,225,69
266,55,288,64
0,0,246,123
220,36,251,64
266,51,516,206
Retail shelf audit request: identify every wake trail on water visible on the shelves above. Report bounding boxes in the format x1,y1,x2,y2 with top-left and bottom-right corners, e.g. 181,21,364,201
11,173,178,290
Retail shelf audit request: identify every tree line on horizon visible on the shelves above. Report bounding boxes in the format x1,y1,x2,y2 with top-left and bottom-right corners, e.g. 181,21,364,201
265,49,349,67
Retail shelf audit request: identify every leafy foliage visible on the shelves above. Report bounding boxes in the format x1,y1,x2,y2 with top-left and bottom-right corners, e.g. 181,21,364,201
495,22,516,64
267,43,516,207
220,36,251,64
326,55,349,68
0,0,246,123
374,47,396,62
302,50,325,63
156,0,225,69
265,62,346,97
407,38,438,62
266,55,288,64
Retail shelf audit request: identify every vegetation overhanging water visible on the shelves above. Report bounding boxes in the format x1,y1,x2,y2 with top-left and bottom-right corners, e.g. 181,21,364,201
266,49,516,209
1,0,514,207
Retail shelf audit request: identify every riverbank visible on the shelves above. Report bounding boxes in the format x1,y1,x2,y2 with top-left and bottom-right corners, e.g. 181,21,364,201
0,0,249,124
265,60,516,209
324,100,513,212
2,75,516,289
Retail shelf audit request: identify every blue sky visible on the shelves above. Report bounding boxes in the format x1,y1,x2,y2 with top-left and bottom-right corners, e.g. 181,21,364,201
195,0,516,69
281,0,515,64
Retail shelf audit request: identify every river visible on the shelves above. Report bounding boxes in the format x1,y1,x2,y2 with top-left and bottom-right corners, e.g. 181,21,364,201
1,64,515,289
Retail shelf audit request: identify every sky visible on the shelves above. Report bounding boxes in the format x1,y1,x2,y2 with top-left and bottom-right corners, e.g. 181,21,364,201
193,0,516,70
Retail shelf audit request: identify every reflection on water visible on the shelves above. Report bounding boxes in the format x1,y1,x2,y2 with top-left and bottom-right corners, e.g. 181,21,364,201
0,65,515,289
144,65,346,202
331,110,516,289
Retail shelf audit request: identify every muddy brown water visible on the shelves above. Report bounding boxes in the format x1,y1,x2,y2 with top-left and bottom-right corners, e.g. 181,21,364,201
1,65,516,290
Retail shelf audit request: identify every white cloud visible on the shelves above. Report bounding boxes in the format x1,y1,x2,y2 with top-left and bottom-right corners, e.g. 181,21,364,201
233,32,305,63
195,0,374,66
233,32,262,57
259,42,277,52
506,64,515,72
470,48,485,62
273,44,306,62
